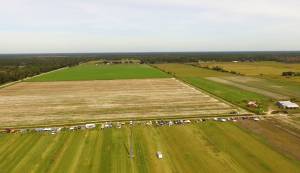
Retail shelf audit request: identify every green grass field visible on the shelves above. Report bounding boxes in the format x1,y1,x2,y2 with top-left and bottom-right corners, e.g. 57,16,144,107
27,64,170,82
194,62,300,110
0,123,299,173
185,77,270,112
155,64,272,113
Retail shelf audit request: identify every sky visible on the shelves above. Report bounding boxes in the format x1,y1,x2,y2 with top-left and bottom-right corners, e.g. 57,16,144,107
0,0,299,53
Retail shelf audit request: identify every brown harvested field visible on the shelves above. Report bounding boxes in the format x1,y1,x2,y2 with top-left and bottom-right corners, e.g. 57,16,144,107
0,78,242,127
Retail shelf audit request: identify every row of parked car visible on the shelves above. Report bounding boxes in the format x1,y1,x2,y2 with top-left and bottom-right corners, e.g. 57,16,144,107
1,116,262,134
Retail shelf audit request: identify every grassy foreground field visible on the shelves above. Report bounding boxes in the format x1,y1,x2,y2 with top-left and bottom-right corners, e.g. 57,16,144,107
1,122,299,173
27,64,170,82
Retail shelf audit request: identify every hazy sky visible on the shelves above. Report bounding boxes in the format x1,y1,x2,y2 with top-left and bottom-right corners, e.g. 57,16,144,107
0,0,299,53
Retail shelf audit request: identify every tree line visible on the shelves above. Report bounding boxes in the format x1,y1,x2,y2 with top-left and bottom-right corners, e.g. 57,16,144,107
0,57,92,85
0,51,299,85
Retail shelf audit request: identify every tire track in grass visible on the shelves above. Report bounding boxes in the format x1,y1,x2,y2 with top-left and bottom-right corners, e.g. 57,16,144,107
132,127,150,173
34,132,70,173
29,133,63,173
145,127,173,173
99,129,113,173
0,134,11,146
111,128,131,173
138,127,159,173
159,125,235,173
67,131,89,173
0,134,29,159
191,124,246,173
52,131,86,173
199,122,271,173
2,133,42,172
223,123,300,172
0,134,29,171
0,133,36,167
46,132,76,173
99,128,132,173
154,127,186,173
74,130,97,173
0,134,23,155
91,131,103,172
10,134,53,172
200,122,300,173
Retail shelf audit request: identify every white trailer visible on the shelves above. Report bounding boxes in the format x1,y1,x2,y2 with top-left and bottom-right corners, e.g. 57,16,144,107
85,123,96,129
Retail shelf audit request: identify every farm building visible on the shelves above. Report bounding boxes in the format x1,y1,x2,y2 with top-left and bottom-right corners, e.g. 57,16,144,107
277,101,299,109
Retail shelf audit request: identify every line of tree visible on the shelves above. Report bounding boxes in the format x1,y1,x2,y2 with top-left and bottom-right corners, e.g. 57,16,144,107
191,64,243,75
0,57,92,85
1,51,300,64
0,51,299,85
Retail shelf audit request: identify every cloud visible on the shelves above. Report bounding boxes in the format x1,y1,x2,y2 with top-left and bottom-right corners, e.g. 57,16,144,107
0,0,299,53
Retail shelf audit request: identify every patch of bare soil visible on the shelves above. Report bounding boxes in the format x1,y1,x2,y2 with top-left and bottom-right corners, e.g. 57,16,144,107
0,78,237,126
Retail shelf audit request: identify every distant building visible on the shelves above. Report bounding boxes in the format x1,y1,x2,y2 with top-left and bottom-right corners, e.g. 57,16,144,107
277,101,299,109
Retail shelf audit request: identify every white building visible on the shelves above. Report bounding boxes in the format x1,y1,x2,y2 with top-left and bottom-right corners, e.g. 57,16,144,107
277,101,299,109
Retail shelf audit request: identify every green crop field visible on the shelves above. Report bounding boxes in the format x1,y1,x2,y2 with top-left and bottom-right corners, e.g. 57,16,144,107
27,64,170,82
1,122,299,173
155,64,272,113
192,62,300,111
185,77,270,112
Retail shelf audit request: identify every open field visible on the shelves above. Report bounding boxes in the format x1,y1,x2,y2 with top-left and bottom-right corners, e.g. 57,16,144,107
1,61,300,173
27,64,170,82
155,64,272,113
206,77,289,100
0,78,242,127
193,62,300,112
197,61,300,97
0,122,299,173
199,61,300,76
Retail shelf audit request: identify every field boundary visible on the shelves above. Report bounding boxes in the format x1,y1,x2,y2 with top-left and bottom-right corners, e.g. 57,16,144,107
150,64,250,114
0,67,67,89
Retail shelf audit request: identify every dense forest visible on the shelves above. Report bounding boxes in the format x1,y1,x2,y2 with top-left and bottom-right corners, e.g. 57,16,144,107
0,51,300,85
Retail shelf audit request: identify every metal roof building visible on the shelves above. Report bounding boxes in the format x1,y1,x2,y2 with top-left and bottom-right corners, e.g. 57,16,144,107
277,101,299,109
